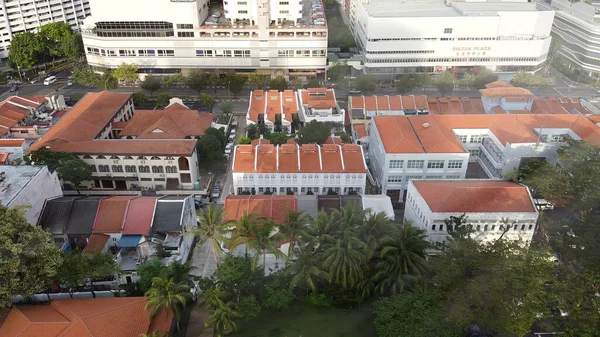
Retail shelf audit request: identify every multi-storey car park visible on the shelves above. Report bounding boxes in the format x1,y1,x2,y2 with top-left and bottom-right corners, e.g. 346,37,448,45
347,0,555,76
0,0,90,61
81,0,328,79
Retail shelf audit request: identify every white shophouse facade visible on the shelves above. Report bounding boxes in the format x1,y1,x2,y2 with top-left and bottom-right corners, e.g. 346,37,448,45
404,180,539,246
81,0,327,77
348,0,554,75
0,0,91,60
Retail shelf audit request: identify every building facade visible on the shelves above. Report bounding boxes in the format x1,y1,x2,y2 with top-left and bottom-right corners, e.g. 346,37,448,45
549,0,600,76
404,180,539,245
232,140,367,195
81,0,327,78
348,0,554,75
0,165,62,225
0,0,90,60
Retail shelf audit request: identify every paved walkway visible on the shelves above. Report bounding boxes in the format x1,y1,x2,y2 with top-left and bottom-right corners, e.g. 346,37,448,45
185,307,213,337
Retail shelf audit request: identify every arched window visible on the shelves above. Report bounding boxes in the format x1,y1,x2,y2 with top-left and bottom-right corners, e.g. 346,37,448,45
151,156,161,160
110,156,119,160
152,166,164,173
165,156,175,160
124,156,134,160
90,165,97,172
97,155,106,159
99,165,110,172
83,155,93,159
125,165,136,173
178,157,189,170
137,156,147,160
111,165,123,172
138,165,150,173
166,166,177,173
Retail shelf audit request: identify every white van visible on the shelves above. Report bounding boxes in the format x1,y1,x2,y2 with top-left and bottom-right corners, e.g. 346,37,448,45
43,76,57,85
534,199,554,211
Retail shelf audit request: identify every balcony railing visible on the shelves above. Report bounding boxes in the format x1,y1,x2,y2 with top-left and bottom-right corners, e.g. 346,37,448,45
477,155,502,179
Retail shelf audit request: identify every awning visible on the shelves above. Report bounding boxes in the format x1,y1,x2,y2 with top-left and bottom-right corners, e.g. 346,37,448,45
117,235,142,248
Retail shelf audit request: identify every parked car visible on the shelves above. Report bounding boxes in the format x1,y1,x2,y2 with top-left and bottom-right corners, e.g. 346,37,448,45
349,89,361,95
534,198,554,211
30,78,39,84
211,186,221,199
67,80,73,86
9,85,19,92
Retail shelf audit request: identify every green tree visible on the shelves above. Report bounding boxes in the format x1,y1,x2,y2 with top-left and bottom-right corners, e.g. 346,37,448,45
204,301,240,337
61,33,84,59
186,70,210,94
112,63,139,83
286,245,327,292
270,76,288,91
57,252,119,289
278,210,310,260
24,147,70,170
56,157,92,195
8,31,44,70
246,124,259,139
164,261,191,285
188,204,231,263
141,75,162,97
155,92,172,109
136,259,167,295
471,69,498,89
357,211,393,257
165,73,185,87
435,71,455,96
0,204,63,307
327,62,348,82
39,22,73,59
197,135,223,161
230,211,260,255
132,91,149,107
553,268,600,336
72,66,101,88
374,223,430,295
395,75,417,94
144,277,191,332
224,72,247,96
99,70,118,90
305,78,320,88
511,71,553,87
236,295,261,321
233,220,284,274
215,255,263,300
263,286,295,310
296,120,331,144
322,229,365,289
414,73,433,90
199,93,217,112
433,235,554,336
374,291,461,337
355,74,377,94
248,71,269,90
218,100,233,123
237,136,252,144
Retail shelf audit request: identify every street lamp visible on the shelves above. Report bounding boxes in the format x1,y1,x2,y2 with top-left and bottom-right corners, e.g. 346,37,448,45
227,80,231,101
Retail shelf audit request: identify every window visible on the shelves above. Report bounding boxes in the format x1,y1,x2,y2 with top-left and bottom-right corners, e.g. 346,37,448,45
152,166,164,173
439,225,444,231
238,1,247,4
238,10,248,14
234,50,251,57
111,165,123,172
427,160,444,169
196,50,213,57
99,165,110,172
476,225,481,231
521,225,526,231
407,160,424,169
176,24,193,29
97,155,106,159
491,225,496,231
280,187,285,193
157,49,174,57
138,49,155,56
457,134,468,143
469,149,481,157
405,175,422,182
177,31,194,37
529,224,534,230
448,160,463,169
279,1,289,4
444,28,452,34
90,165,97,172
138,165,150,173
259,187,264,193
166,166,177,173
432,224,436,231
387,175,402,183
280,10,289,14
389,160,403,169
118,49,136,57
125,165,136,172
551,135,565,143
470,134,486,143
425,175,443,179
445,175,461,179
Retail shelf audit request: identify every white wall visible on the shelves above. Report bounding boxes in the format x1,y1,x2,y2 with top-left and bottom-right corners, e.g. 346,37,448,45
233,171,367,195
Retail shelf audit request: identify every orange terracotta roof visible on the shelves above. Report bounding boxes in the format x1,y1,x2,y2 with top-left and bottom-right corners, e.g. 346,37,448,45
559,97,587,114
461,98,485,114
49,139,197,156
353,123,368,139
0,139,25,147
484,80,513,89
491,106,507,114
364,96,377,111
122,196,160,235
0,297,169,337
300,88,337,109
233,143,366,173
120,104,213,139
479,87,535,99
349,96,364,109
401,96,416,110
389,96,402,110
111,121,128,129
587,115,600,124
408,117,466,153
325,136,343,145
83,233,110,253
531,98,567,114
0,152,9,164
248,90,266,123
427,98,440,114
414,95,429,110
376,96,390,110
412,180,536,213
28,91,132,152
281,90,298,122
223,195,297,223
93,196,138,233
372,116,425,154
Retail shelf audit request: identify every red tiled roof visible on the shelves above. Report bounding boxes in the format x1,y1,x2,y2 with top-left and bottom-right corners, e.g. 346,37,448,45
300,88,337,109
122,197,159,235
49,139,197,156
0,139,25,147
479,87,535,98
412,180,536,213
93,196,138,233
118,104,213,139
0,298,170,337
372,116,425,154
223,195,297,224
248,90,266,123
83,234,110,253
0,152,9,164
28,91,132,152
353,123,368,139
349,96,364,109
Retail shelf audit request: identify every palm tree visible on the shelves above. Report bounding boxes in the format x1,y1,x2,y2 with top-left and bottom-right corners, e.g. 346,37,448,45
278,210,310,260
199,93,216,112
322,228,366,289
374,223,430,295
144,277,191,332
188,204,231,263
198,285,228,311
245,220,285,274
332,203,366,230
286,245,327,292
308,211,338,249
229,211,261,255
204,302,240,337
358,210,394,258
165,261,191,285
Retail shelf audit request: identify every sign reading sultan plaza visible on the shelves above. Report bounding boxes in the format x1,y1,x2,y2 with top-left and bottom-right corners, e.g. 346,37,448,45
453,46,492,56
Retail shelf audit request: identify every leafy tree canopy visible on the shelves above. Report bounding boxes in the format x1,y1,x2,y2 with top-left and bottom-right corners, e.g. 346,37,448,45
56,157,92,194
435,71,455,96
197,134,223,161
297,120,331,144
132,91,149,107
112,63,139,82
8,31,44,69
224,72,247,96
355,74,377,94
141,75,162,96
56,251,118,288
270,76,288,91
155,92,172,109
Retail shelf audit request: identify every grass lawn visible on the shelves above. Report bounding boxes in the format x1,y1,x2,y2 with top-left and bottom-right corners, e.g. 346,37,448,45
231,301,375,337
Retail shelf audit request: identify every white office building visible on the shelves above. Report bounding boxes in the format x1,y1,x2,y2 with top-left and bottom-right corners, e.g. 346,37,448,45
348,0,554,75
81,0,328,78
0,0,91,60
404,180,539,246
549,0,600,76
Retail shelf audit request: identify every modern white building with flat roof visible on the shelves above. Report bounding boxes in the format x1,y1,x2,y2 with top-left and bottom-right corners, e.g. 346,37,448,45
348,0,554,75
0,0,91,60
0,165,62,225
549,0,600,76
81,0,327,78
404,180,539,246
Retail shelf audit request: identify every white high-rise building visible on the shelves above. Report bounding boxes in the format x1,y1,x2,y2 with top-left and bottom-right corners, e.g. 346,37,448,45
0,0,91,60
81,0,328,78
348,0,554,76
